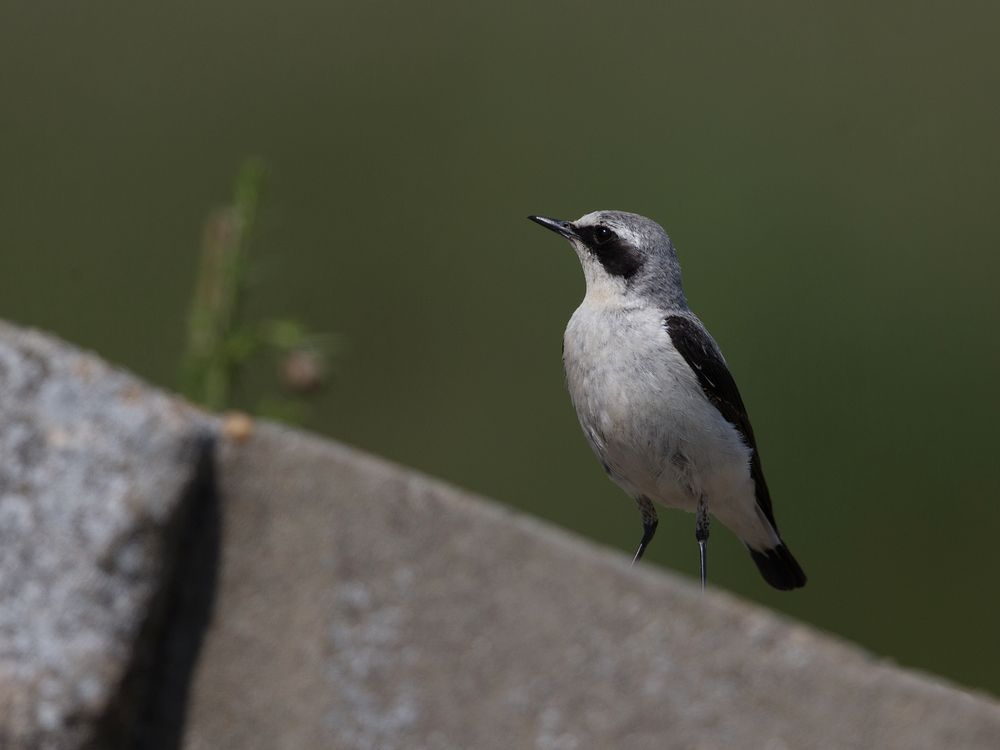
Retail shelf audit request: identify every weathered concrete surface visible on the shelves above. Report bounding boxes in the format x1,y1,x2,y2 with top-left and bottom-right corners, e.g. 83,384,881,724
184,424,1000,750
0,323,212,748
2,320,999,749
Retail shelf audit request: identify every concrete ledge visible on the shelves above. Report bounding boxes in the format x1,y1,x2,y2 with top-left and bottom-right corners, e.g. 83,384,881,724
185,424,1000,749
1,321,998,749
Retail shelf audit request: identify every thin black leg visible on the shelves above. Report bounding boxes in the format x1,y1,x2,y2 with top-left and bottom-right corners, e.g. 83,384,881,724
695,497,710,590
631,496,659,566
631,519,658,566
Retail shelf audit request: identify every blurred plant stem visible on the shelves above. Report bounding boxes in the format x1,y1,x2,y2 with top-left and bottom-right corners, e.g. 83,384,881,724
181,159,264,410
180,159,334,417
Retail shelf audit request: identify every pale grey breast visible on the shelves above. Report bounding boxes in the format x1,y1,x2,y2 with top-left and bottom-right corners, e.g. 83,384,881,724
563,301,753,513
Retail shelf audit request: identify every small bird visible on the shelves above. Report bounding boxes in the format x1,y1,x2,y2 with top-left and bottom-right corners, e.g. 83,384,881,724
529,211,806,591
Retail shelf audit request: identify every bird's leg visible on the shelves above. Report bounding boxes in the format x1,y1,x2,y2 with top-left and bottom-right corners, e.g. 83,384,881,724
695,497,710,590
631,497,659,566
631,520,658,566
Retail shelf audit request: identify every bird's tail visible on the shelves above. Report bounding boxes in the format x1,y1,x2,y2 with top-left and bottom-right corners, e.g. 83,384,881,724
748,542,807,591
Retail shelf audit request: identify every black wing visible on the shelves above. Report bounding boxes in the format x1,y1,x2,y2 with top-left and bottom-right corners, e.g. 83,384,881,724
665,315,778,532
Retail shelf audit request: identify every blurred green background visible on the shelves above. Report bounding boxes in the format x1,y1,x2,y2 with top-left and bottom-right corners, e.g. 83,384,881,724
2,2,998,695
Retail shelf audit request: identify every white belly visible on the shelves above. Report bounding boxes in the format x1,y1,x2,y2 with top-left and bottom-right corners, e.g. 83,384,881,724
563,302,754,515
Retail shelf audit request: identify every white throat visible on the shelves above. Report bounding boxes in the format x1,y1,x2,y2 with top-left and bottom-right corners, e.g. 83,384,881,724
572,241,630,307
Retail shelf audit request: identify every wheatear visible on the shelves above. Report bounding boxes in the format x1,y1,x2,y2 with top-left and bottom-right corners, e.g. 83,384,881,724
529,211,806,590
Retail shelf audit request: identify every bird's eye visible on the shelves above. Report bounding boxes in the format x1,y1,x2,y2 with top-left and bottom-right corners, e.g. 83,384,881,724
593,226,614,244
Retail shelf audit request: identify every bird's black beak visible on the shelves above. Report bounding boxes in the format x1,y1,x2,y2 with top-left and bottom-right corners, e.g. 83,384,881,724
528,215,577,239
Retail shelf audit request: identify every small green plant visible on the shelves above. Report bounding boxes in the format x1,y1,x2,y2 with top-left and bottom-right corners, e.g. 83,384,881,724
180,159,334,420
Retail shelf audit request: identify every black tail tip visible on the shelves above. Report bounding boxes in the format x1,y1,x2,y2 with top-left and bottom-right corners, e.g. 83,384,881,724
749,543,807,591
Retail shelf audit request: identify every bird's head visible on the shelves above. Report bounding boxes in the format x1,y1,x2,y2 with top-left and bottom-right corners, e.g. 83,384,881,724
528,210,686,308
